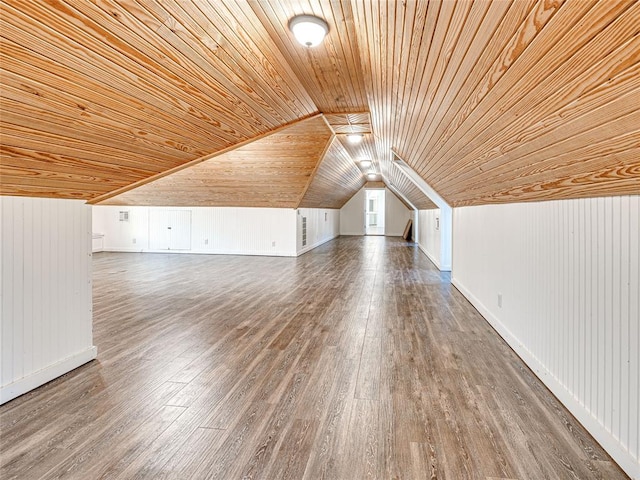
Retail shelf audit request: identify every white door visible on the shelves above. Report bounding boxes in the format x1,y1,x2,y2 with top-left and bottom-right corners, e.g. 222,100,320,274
149,210,192,250
365,189,385,235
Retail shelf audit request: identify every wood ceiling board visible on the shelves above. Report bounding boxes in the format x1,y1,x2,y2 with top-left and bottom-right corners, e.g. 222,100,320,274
0,0,316,200
386,187,414,211
0,125,175,174
422,2,639,171
385,166,437,211
88,113,325,204
353,0,639,206
325,113,378,175
248,0,369,113
298,138,365,209
0,91,201,162
3,0,639,206
401,0,552,168
0,40,233,153
1,147,149,188
2,2,258,142
429,27,640,189
414,0,624,173
98,116,333,207
439,93,640,197
448,128,640,205
454,161,640,207
396,0,515,160
133,0,312,121
324,112,372,134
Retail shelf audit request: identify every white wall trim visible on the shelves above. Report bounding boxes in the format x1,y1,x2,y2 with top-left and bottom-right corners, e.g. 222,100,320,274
95,247,296,257
382,178,418,211
418,242,441,270
389,156,452,268
297,234,338,256
1,346,97,405
93,206,298,257
452,277,639,479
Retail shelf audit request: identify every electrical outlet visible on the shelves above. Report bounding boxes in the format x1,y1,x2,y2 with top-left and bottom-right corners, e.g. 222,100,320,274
132,238,136,244
272,241,276,247
204,239,209,245
497,293,502,308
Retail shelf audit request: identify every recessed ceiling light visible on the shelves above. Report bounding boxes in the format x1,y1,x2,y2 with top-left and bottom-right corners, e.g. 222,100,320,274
289,15,329,48
346,133,364,144
360,160,372,168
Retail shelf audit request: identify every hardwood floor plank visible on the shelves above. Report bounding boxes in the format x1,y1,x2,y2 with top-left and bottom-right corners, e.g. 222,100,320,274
0,237,629,479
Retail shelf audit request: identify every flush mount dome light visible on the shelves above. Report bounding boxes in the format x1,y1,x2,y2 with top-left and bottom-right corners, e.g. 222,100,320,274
360,159,372,168
346,133,364,144
289,15,329,47
367,173,378,180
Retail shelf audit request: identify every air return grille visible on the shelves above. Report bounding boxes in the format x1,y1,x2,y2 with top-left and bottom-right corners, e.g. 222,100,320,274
302,217,307,246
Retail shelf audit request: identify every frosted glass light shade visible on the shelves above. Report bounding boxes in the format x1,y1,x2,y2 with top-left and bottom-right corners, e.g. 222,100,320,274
346,133,364,144
289,15,329,47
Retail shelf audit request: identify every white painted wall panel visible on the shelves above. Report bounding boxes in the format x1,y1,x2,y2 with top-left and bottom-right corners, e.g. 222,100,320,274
191,207,296,256
340,188,365,235
94,206,297,257
340,187,413,237
1,196,96,404
417,209,442,269
92,206,150,252
452,196,640,479
296,208,340,255
149,210,192,251
385,189,411,236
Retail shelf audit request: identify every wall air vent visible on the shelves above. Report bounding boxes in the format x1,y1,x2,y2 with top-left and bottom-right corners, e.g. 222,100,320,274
119,211,129,222
302,217,307,247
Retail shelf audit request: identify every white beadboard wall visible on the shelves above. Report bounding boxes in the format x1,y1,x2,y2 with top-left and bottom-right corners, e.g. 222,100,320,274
94,206,301,256
1,196,96,405
340,187,412,236
340,188,366,235
385,189,412,236
418,209,441,268
452,196,639,479
296,208,340,255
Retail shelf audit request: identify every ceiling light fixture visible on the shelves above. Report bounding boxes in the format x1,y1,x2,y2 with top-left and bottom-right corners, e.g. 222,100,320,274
346,133,364,144
359,160,372,169
289,15,329,47
367,173,378,180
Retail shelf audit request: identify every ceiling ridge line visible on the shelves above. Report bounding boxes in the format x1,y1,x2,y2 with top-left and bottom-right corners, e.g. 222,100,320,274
295,130,337,209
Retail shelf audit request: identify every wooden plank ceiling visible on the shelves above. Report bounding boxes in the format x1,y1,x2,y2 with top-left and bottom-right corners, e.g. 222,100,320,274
1,1,638,208
99,115,332,208
298,137,365,209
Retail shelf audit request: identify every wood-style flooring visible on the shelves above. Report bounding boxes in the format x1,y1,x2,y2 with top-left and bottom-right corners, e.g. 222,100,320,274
0,236,628,479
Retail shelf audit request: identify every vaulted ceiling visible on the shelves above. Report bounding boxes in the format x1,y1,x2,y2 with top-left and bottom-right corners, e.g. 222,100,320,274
1,1,638,208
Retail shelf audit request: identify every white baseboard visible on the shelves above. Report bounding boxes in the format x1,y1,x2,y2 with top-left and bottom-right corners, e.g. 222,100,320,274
183,248,296,257
417,243,452,272
418,243,441,269
297,234,339,256
100,248,297,257
0,346,98,405
452,277,639,480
